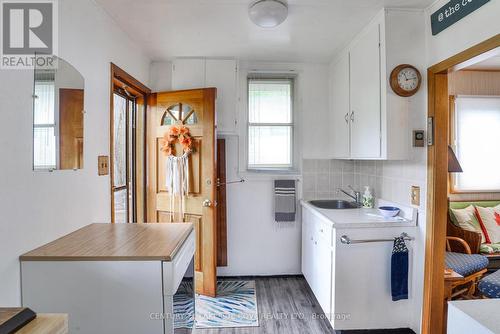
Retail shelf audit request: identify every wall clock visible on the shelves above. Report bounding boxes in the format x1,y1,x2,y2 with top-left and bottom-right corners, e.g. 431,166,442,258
390,64,422,97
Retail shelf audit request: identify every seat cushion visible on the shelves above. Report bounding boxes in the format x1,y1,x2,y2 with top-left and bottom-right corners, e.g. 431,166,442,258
480,242,500,254
445,252,489,277
478,270,500,298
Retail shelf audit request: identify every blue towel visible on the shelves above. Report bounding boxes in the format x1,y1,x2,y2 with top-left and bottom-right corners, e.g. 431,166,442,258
391,236,409,301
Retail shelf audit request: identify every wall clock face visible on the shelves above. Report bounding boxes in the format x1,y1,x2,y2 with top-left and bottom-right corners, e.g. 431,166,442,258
390,64,422,97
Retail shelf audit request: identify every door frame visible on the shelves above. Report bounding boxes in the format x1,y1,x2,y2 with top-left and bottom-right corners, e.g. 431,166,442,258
110,64,151,223
422,34,500,334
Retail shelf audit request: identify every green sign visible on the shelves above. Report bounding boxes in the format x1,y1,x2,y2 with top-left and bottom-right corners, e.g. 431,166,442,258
431,0,490,36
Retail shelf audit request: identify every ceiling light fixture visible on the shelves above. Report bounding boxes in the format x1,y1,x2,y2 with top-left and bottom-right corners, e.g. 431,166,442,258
249,0,288,28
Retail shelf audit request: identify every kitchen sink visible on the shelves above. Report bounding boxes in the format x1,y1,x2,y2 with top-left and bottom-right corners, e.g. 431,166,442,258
308,199,361,209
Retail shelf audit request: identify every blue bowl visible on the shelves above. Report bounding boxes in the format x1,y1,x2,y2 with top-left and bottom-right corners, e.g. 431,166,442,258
378,206,400,217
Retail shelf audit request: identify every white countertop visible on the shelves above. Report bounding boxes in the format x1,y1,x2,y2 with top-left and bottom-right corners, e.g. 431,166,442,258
448,299,500,334
301,199,417,228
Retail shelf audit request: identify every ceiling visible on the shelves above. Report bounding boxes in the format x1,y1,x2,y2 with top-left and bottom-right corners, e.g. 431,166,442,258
466,56,500,70
95,0,435,63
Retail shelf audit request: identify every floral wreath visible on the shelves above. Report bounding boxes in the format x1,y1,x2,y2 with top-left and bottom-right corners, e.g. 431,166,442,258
160,125,193,156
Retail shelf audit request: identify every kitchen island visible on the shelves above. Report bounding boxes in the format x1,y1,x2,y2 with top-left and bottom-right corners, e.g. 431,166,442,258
20,223,195,334
301,199,417,331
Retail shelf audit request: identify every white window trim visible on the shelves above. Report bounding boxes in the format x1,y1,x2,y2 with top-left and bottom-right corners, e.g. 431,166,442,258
245,75,297,172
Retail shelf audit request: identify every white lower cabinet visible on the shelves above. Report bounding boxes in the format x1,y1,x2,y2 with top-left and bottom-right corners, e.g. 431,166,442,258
301,204,414,330
301,207,333,319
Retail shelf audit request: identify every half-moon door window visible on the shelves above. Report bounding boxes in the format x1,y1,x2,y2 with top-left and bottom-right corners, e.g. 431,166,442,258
161,103,198,126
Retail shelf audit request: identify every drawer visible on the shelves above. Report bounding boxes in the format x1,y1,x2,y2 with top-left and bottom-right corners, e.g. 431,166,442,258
162,229,195,295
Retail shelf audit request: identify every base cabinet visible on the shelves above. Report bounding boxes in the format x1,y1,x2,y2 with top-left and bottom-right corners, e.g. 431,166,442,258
301,208,333,318
301,205,415,330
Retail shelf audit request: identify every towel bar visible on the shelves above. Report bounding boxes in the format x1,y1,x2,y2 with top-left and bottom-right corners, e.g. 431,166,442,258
340,232,414,245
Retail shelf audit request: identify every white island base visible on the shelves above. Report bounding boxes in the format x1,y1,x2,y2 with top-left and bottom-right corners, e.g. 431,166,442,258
20,223,195,334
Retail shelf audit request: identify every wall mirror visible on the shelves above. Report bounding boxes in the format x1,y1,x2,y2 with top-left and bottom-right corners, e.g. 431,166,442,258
33,56,84,171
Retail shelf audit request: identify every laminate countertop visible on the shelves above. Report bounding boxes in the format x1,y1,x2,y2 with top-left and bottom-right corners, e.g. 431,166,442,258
301,200,417,228
20,223,193,262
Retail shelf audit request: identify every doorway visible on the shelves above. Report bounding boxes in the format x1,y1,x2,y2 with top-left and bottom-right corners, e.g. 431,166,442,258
422,34,500,334
110,64,151,223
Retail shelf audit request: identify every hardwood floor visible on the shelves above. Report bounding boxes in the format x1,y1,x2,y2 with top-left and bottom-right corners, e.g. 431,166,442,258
195,276,334,334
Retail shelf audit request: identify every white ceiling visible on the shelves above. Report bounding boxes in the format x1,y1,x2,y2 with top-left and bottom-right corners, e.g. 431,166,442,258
95,0,435,63
466,56,500,70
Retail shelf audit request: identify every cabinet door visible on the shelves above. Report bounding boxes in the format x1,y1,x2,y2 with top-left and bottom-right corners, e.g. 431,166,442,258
315,237,332,317
349,24,381,158
330,52,350,158
301,210,314,286
205,59,237,134
172,59,206,90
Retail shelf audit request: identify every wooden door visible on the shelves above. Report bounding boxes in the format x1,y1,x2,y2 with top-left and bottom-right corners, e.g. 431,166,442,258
147,88,217,297
59,88,84,169
349,23,381,158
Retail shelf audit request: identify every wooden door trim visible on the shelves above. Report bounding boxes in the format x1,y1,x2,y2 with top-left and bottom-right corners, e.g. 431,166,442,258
110,64,151,223
422,33,500,334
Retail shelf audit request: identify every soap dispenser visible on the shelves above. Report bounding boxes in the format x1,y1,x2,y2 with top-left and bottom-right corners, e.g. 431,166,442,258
362,186,374,208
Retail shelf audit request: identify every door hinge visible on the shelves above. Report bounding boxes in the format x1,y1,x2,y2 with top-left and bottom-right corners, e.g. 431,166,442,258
427,117,434,146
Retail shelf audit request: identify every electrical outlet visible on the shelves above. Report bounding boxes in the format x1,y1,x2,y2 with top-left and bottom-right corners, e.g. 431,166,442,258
98,156,109,176
411,186,420,206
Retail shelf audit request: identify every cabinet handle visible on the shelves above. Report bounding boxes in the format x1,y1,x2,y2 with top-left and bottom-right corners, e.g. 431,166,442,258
314,241,317,245
350,111,355,122
344,113,349,124
320,229,324,233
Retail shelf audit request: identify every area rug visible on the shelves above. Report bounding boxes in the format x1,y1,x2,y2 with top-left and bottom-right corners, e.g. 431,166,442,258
173,280,259,329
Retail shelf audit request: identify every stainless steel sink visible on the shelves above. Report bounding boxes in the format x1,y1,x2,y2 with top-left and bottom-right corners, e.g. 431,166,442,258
308,199,361,209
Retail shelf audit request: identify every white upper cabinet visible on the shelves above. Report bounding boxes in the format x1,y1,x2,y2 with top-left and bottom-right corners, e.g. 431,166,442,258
205,59,238,134
349,24,381,159
329,9,418,160
172,59,206,90
172,58,238,134
330,52,350,159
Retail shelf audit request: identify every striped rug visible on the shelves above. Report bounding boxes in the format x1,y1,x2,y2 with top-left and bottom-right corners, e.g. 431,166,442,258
173,280,259,329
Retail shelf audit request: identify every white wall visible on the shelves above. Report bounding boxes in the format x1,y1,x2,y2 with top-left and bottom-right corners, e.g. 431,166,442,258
0,0,151,306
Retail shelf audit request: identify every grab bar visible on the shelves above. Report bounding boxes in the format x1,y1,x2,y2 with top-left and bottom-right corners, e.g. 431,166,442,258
340,232,414,245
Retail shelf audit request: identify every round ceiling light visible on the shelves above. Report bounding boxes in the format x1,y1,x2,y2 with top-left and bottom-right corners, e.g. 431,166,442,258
249,0,288,28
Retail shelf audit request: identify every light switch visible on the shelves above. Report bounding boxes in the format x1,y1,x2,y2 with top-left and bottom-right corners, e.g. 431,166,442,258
98,156,109,176
411,186,420,206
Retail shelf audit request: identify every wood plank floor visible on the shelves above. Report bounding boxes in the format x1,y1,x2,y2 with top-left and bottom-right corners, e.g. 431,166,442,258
195,276,334,334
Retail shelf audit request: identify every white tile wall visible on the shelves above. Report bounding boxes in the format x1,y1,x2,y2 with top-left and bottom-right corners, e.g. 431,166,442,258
302,158,427,211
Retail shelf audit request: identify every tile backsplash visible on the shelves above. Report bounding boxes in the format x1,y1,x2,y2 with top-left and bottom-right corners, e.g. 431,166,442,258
302,158,427,210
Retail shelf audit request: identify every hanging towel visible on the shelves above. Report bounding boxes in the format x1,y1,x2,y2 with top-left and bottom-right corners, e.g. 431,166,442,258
391,236,409,301
274,180,296,222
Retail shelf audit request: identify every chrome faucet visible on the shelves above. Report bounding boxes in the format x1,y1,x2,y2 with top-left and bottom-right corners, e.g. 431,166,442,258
338,186,361,204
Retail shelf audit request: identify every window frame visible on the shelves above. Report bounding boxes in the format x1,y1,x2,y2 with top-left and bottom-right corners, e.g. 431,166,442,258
33,77,57,171
246,76,295,171
449,94,500,194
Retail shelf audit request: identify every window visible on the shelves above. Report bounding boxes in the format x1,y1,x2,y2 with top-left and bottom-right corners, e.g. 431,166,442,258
452,96,500,192
247,78,293,170
33,72,56,170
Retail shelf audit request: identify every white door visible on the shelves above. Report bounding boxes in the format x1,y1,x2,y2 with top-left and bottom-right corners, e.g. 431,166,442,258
172,59,206,90
349,23,381,158
330,52,351,158
205,59,238,134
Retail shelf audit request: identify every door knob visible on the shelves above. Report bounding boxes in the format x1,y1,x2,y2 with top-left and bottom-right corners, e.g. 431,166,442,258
202,199,212,207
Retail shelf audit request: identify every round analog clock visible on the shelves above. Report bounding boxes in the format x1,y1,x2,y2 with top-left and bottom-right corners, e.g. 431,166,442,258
390,64,422,97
